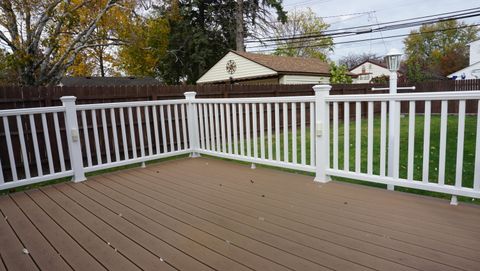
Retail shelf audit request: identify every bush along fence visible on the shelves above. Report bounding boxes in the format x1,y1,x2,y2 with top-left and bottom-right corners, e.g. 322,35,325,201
0,85,479,205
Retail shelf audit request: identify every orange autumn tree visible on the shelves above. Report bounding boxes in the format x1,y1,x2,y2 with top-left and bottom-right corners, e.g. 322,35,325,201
0,0,129,85
66,0,140,77
117,15,170,77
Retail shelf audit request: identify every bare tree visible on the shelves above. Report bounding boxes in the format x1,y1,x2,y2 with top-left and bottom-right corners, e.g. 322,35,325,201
338,52,381,70
272,8,333,61
0,0,124,85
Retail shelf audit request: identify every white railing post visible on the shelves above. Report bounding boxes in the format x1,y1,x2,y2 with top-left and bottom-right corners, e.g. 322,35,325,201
184,92,201,157
387,72,398,191
61,96,86,182
313,85,331,183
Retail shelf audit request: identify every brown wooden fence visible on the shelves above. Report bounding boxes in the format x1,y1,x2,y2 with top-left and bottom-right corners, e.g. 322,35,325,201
1,79,479,110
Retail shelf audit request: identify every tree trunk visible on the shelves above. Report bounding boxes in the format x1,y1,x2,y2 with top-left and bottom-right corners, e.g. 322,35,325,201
99,48,105,77
235,0,244,52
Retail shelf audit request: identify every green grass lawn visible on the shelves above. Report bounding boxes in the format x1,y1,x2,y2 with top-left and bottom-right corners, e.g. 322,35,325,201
232,114,478,202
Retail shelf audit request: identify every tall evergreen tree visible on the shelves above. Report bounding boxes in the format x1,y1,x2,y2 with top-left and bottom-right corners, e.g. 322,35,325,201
153,0,286,84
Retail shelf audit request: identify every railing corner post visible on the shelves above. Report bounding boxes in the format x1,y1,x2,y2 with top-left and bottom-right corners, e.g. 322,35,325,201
61,96,86,183
313,84,331,183
184,91,201,158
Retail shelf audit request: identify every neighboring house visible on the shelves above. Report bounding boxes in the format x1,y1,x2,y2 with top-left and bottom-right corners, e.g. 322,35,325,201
448,40,480,80
196,50,336,84
349,59,404,84
58,76,162,87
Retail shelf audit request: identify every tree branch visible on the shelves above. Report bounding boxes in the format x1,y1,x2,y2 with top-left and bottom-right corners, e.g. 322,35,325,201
42,0,120,84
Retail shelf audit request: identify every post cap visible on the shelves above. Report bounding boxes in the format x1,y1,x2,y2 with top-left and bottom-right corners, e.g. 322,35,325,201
184,91,197,100
60,96,77,103
312,85,332,92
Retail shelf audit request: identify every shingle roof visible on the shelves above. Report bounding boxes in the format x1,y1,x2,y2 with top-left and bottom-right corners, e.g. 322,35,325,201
349,59,406,75
232,51,331,75
59,76,162,87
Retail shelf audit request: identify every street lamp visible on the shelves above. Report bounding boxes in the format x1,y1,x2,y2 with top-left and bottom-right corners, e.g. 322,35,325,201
385,48,402,94
384,48,402,191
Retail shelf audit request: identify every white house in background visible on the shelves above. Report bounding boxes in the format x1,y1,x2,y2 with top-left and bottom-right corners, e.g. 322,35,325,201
197,50,339,84
349,59,403,84
448,40,480,80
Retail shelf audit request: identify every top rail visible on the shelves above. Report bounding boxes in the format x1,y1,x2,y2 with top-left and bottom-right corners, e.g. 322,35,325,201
194,96,315,104
326,90,480,102
371,86,416,91
0,106,65,117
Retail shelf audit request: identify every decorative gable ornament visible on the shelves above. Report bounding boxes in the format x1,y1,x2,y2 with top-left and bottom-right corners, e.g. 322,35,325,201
226,60,237,74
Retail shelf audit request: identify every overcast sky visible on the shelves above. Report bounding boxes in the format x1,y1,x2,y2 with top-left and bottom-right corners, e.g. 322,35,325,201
271,0,479,62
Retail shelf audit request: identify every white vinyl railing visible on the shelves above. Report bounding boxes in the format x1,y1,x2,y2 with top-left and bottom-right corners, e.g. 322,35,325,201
0,86,479,204
0,96,192,190
325,91,480,202
0,105,73,189
76,99,191,173
193,96,318,173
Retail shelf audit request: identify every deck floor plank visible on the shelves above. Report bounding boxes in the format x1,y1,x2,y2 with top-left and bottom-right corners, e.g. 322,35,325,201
9,192,105,271
60,182,228,271
0,197,38,271
0,157,479,271
133,166,476,271
0,196,72,271
172,159,480,234
85,179,311,271
40,185,170,271
104,172,413,271
180,158,480,224
155,159,480,259
0,254,6,271
25,189,138,271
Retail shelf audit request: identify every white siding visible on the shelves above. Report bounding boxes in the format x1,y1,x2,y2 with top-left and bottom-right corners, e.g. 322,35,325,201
469,40,480,66
196,52,277,84
350,62,391,84
279,75,329,84
448,61,480,80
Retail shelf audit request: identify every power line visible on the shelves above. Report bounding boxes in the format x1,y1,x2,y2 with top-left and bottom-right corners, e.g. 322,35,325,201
319,11,374,19
246,13,480,50
245,6,480,43
247,8,480,43
372,11,388,52
248,22,480,53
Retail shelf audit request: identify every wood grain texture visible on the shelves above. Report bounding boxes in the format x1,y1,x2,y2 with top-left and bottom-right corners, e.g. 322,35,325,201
0,157,479,271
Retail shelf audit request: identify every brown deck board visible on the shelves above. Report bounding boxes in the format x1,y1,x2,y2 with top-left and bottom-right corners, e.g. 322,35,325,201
111,171,416,271
9,192,106,271
0,196,72,271
132,166,468,271
25,189,138,271
55,184,212,271
158,159,480,257
173,159,480,235
0,157,479,271
0,200,38,271
40,186,170,271
134,166,475,271
86,179,309,271
72,182,264,270
0,255,6,271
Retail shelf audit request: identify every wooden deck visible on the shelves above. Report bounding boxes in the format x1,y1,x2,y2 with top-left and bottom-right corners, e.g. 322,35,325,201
0,157,479,271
